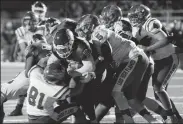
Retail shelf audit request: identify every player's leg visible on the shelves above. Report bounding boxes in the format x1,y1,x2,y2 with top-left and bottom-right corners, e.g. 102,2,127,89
165,80,183,122
93,70,116,123
1,70,29,118
1,70,29,102
136,63,167,116
152,54,179,123
129,62,153,117
112,53,149,123
118,52,162,123
0,102,5,124
78,81,96,121
9,95,26,116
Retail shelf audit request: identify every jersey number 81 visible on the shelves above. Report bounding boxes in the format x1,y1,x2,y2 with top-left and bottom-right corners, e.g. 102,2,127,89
28,86,45,110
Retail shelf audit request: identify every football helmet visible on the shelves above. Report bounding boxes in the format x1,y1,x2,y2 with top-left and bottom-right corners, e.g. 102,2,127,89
53,28,74,58
45,18,61,35
127,4,151,27
75,14,99,40
44,61,66,85
22,11,38,31
100,5,122,28
51,18,77,37
114,19,133,39
32,34,47,43
32,1,47,21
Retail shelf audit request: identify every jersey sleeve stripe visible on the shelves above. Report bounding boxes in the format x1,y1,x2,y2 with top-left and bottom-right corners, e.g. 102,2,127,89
53,86,67,97
145,18,156,32
57,88,70,100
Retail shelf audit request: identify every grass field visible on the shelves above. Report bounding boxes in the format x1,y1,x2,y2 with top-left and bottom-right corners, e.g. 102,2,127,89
1,62,183,123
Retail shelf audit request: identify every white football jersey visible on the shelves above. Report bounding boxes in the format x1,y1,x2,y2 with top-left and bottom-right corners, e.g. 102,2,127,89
134,18,174,60
91,25,141,64
15,26,46,46
27,65,69,116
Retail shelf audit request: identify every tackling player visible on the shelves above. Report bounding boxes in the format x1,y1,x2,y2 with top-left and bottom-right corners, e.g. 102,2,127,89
26,60,87,123
0,36,52,123
8,11,49,116
128,4,182,123
75,14,163,123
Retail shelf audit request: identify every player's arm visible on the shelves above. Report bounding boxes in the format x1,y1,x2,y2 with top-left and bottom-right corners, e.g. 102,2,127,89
144,20,169,52
15,27,27,54
92,29,113,74
24,45,37,78
67,49,95,78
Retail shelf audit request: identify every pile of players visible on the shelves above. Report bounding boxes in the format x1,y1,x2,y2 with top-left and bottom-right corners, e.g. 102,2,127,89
1,1,183,124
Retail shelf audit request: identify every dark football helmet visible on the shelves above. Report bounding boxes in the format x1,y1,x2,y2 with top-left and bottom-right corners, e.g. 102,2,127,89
75,14,99,40
127,4,151,27
53,28,74,58
45,17,61,35
100,5,122,28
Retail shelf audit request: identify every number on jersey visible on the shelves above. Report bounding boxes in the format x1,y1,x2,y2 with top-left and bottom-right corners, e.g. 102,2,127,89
28,86,45,110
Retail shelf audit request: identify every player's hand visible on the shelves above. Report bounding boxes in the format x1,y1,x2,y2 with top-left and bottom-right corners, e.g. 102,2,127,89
80,72,96,83
67,61,82,74
15,27,26,38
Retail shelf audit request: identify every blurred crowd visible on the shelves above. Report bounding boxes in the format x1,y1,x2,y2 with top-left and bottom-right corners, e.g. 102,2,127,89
1,0,183,69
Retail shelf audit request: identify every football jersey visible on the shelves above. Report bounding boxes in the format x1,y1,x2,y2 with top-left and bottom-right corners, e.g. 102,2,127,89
16,26,46,46
27,66,69,116
134,18,174,60
91,25,141,66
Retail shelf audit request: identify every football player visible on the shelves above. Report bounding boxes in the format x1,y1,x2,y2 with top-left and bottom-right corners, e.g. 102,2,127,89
100,5,171,123
9,11,61,116
26,60,87,123
128,4,182,123
8,11,49,116
31,1,47,23
15,11,46,58
75,14,163,123
47,28,97,122
1,35,51,123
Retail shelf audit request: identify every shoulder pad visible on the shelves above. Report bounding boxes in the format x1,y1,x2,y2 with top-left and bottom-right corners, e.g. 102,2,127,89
92,26,108,43
144,18,162,34
28,65,43,78
25,44,38,58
